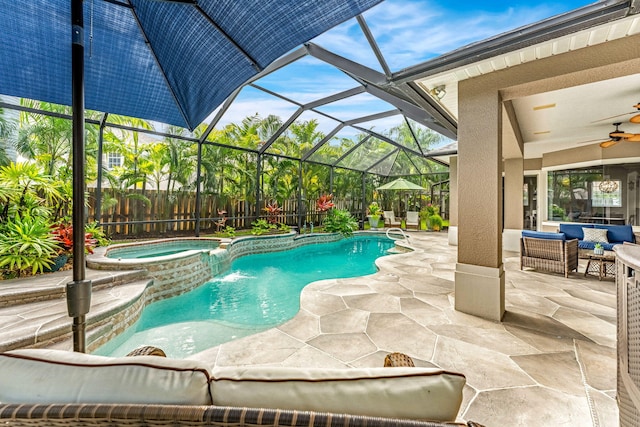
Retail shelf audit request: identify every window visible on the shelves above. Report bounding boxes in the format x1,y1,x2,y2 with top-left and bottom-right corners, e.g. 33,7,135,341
107,152,122,169
591,180,622,207
547,163,639,224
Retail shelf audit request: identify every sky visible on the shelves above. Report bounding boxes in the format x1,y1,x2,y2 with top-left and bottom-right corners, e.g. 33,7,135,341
208,0,595,142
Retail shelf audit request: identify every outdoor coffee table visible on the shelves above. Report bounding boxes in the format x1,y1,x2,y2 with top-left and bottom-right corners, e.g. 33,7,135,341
584,250,616,280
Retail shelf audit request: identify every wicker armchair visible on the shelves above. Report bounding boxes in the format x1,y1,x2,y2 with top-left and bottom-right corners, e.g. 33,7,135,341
520,236,579,277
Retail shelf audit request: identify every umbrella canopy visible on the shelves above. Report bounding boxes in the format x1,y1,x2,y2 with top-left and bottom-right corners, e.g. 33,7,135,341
377,177,427,217
377,177,427,191
0,0,383,131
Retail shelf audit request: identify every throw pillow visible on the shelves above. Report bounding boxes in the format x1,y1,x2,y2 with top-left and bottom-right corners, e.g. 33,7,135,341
582,227,609,243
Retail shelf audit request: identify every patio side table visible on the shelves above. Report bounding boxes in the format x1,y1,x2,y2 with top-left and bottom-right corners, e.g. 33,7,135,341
584,250,616,280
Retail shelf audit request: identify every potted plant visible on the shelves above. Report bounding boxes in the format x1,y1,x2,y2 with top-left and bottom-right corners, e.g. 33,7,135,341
429,214,444,232
367,202,382,229
594,242,604,255
420,204,439,230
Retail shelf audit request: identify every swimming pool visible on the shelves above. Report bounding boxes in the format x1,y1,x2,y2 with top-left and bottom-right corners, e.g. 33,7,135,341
94,235,395,358
105,238,221,259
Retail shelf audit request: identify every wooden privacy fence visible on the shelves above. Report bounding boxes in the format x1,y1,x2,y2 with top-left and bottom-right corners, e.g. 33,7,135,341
87,188,363,238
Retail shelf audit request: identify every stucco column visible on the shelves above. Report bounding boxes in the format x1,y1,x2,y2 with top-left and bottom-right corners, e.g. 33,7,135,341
503,158,524,252
448,156,458,246
454,77,505,321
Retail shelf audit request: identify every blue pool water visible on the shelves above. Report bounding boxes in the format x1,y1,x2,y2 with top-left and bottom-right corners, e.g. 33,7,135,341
95,236,395,358
105,239,220,259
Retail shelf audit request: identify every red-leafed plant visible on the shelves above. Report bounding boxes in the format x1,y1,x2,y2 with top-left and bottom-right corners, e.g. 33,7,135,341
51,223,98,255
316,194,335,212
263,201,283,224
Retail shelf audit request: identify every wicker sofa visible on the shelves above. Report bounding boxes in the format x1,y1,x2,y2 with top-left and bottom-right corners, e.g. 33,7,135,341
0,348,484,427
520,230,579,277
558,223,637,256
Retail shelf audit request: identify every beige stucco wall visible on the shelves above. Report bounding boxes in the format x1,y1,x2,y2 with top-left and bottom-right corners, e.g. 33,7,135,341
504,158,524,230
453,31,640,321
542,143,640,170
458,75,503,268
449,157,458,226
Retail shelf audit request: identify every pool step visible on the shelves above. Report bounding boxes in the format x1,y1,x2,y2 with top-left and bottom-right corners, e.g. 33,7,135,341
0,276,151,353
386,246,410,255
0,269,148,309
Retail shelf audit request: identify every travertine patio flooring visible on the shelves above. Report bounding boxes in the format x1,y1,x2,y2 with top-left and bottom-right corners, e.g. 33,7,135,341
0,231,617,426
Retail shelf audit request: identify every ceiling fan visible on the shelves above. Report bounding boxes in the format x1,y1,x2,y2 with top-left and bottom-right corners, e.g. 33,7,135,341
599,122,640,148
591,103,640,124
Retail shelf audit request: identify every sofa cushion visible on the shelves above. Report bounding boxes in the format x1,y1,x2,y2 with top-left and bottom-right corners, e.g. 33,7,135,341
582,227,609,243
210,366,465,422
0,349,212,405
521,230,565,241
579,241,616,251
595,224,635,243
559,223,593,240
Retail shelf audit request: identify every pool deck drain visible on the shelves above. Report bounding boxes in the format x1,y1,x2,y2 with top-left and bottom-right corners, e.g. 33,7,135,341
0,231,618,426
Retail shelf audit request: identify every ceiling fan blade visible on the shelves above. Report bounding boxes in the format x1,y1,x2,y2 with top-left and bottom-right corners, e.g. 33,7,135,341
630,114,640,124
600,139,619,148
576,138,603,145
590,111,635,123
627,134,640,142
611,131,634,138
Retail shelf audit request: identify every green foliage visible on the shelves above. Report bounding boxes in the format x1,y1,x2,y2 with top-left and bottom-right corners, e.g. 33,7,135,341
223,226,236,237
367,201,382,217
85,222,110,247
322,208,358,237
0,213,61,276
278,223,291,232
251,219,277,235
428,214,444,231
550,204,565,219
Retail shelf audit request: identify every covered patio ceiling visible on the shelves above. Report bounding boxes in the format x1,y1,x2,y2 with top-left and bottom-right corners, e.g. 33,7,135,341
407,0,640,162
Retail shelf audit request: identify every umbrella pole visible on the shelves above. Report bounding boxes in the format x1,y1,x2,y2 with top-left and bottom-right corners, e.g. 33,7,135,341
67,0,92,353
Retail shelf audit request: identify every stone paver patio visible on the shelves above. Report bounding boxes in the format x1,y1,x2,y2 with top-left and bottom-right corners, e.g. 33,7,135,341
0,231,618,426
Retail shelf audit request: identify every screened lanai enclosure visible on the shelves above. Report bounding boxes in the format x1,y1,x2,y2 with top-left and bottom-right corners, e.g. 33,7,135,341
0,0,457,239
0,94,452,238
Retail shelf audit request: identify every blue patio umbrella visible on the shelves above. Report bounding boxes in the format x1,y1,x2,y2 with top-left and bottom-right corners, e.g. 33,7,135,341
0,0,383,352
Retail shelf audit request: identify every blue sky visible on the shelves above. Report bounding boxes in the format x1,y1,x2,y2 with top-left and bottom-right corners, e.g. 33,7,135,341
212,0,594,141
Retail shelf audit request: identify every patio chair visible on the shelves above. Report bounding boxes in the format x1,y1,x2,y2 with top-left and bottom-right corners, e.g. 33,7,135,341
406,211,420,230
520,231,578,277
215,209,227,232
383,211,401,227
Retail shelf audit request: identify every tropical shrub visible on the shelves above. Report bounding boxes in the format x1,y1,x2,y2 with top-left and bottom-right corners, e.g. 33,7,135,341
251,219,276,235
263,201,283,224
316,194,335,212
85,222,110,247
51,223,98,255
0,213,61,277
367,201,382,217
322,208,358,237
223,225,236,237
278,223,291,232
429,214,444,231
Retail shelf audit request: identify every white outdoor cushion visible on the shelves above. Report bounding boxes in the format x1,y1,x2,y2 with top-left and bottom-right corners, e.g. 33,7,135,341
583,227,609,243
210,366,465,422
0,349,212,405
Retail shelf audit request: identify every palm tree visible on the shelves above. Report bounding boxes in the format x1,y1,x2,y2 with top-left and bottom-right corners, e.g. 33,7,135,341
0,103,17,166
